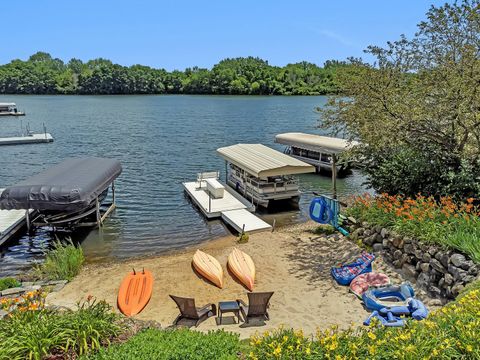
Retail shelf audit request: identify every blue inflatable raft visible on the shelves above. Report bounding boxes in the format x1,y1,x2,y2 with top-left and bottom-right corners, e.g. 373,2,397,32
362,283,415,311
363,297,429,327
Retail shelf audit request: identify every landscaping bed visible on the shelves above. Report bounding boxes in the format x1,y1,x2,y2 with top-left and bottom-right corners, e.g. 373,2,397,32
346,194,480,299
247,282,480,359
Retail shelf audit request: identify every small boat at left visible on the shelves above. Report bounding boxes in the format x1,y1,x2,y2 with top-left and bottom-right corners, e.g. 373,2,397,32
117,269,154,316
0,102,25,116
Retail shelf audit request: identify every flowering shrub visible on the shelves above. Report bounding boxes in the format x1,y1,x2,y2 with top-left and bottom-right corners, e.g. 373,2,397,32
0,290,46,312
0,294,122,360
347,194,480,262
249,283,480,359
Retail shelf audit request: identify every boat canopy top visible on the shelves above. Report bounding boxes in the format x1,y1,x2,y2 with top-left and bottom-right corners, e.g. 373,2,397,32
275,132,359,155
217,143,315,178
0,157,122,211
0,102,16,108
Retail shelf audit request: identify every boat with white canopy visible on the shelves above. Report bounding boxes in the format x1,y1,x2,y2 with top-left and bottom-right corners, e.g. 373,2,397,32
275,132,359,176
216,143,315,208
0,103,25,116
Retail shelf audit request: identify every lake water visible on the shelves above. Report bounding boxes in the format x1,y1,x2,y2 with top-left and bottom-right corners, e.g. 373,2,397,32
0,95,369,276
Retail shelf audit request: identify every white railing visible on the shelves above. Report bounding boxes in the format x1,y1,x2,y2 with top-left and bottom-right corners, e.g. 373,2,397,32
197,171,219,182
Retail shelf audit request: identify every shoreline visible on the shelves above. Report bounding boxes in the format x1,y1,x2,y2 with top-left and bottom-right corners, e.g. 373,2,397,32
81,218,306,268
46,221,431,339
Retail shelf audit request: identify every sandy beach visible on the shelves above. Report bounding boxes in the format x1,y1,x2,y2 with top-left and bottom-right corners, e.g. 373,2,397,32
47,221,412,339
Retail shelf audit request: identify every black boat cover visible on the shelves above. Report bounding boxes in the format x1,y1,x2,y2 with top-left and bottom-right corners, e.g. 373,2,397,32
0,157,122,211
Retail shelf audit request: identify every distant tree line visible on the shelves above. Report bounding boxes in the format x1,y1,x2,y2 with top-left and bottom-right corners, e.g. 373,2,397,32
0,52,350,95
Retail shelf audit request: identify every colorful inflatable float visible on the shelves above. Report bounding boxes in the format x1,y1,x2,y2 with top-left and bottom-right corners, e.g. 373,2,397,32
350,272,390,298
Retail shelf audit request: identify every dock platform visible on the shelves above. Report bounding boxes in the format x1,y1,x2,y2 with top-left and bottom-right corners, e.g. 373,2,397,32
183,181,271,233
0,189,31,247
0,133,53,146
221,209,271,233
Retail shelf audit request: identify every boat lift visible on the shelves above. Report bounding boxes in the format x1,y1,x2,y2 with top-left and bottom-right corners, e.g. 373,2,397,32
0,157,122,232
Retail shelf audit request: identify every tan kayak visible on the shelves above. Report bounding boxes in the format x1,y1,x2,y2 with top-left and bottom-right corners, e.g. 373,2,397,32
227,247,255,291
192,250,224,288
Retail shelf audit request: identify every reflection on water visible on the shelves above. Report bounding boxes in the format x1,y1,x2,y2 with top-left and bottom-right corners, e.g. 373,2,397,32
0,95,371,276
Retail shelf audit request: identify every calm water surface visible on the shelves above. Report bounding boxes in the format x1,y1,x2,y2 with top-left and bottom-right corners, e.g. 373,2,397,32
0,95,370,276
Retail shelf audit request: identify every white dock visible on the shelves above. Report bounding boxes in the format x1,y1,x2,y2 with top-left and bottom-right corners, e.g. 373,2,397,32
183,181,271,233
0,133,53,146
0,189,31,246
221,209,271,233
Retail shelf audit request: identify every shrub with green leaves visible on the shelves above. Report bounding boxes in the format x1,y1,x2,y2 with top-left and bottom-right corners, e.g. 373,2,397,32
237,232,249,244
86,328,241,360
311,225,335,235
0,295,122,360
33,238,84,280
0,277,21,291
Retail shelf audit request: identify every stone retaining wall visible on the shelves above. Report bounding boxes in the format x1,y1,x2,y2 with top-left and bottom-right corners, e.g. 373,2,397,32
349,222,479,299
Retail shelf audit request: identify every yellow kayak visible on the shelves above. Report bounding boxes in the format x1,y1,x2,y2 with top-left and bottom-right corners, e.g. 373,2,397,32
228,247,255,291
192,250,224,288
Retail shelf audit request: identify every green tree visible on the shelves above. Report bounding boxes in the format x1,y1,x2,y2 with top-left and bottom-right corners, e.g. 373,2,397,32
0,54,347,95
320,0,480,199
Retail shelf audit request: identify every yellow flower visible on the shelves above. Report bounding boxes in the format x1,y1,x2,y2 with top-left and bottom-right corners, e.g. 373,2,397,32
294,329,304,338
328,341,338,351
466,345,473,352
368,345,376,355
367,332,376,340
405,344,415,353
305,347,311,355
273,346,282,357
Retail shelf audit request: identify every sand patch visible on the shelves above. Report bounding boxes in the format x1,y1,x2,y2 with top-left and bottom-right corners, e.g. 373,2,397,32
47,222,420,338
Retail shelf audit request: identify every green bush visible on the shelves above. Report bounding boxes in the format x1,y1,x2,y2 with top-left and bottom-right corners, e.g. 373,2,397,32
311,225,336,235
0,277,20,291
249,282,480,359
86,328,241,360
0,294,122,360
237,232,249,244
59,297,122,355
33,238,84,280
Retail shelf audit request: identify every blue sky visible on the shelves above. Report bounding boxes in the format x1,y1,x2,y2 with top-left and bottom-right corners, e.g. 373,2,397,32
3,0,446,70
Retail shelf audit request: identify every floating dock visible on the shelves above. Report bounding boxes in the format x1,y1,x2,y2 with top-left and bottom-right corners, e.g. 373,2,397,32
183,180,271,233
0,112,25,116
0,189,32,247
0,133,54,146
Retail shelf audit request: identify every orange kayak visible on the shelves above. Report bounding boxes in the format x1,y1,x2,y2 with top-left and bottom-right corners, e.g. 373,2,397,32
192,250,224,288
117,269,153,316
228,248,255,291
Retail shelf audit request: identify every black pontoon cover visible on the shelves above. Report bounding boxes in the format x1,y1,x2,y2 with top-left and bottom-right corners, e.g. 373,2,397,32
0,157,122,211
